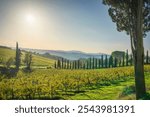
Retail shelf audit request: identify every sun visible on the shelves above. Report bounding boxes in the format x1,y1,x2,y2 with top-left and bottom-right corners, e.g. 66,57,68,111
25,14,35,24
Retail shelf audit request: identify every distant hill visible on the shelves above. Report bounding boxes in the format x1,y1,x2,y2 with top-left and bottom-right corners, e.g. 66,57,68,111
0,46,55,67
19,48,109,60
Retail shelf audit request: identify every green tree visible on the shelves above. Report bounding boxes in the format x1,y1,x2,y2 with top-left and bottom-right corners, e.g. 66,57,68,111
146,50,149,64
101,55,104,68
130,54,133,66
103,0,150,99
109,56,113,68
86,60,89,69
15,42,21,70
89,58,92,69
95,58,98,69
98,59,101,68
122,53,125,67
57,59,61,69
114,57,118,67
23,52,32,70
61,58,64,69
54,61,57,69
126,50,129,66
92,57,95,69
105,55,108,68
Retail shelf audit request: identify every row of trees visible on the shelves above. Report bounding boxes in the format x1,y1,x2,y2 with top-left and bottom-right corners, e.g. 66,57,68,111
54,50,149,69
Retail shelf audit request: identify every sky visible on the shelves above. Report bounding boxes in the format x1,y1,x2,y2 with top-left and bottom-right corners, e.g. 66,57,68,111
0,0,149,54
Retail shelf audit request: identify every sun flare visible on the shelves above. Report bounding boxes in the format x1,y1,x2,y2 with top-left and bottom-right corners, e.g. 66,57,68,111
25,14,35,24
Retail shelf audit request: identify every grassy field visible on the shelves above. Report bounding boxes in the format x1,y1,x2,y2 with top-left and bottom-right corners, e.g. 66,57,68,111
0,47,55,67
0,65,150,100
0,46,150,100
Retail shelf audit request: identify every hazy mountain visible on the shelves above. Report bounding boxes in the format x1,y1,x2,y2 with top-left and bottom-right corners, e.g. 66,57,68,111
17,48,109,60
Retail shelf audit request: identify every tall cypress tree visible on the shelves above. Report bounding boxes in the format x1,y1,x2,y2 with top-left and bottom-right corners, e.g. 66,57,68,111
77,60,80,69
61,58,64,69
74,61,77,69
101,55,104,68
15,42,21,70
89,58,92,69
72,61,75,69
98,59,101,68
114,57,117,67
130,54,133,66
57,59,61,69
64,59,67,69
92,57,95,69
126,50,129,66
105,55,108,68
67,60,69,69
146,50,149,64
70,61,72,69
109,56,113,68
54,61,57,69
95,58,97,69
86,60,89,69
122,53,125,67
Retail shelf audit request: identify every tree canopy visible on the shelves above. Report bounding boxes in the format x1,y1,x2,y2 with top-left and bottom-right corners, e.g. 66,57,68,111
103,0,150,37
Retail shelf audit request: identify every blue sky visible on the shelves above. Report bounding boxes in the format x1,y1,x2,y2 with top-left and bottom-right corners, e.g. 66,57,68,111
0,0,149,54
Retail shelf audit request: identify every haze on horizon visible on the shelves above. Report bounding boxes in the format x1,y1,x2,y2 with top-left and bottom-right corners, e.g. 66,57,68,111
0,0,149,54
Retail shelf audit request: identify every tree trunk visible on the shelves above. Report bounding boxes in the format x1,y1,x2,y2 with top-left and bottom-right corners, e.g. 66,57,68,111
134,0,146,99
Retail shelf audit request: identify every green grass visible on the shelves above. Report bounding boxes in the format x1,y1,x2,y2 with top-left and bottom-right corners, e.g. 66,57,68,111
65,73,150,100
0,47,15,61
0,46,55,67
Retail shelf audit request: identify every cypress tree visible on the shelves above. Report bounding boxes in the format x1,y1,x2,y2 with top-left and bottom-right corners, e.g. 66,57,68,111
15,42,21,70
105,55,108,68
126,50,129,66
72,61,75,69
95,58,97,69
57,59,61,69
114,57,117,67
101,55,104,68
74,61,77,69
77,60,80,69
54,61,57,69
130,54,133,66
86,60,89,69
98,59,101,68
119,59,121,67
122,53,125,67
146,50,149,64
109,56,113,68
70,61,72,69
67,60,69,69
61,58,64,69
92,57,95,69
89,58,92,69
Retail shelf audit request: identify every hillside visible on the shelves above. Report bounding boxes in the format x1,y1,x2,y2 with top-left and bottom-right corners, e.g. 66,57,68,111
0,46,55,67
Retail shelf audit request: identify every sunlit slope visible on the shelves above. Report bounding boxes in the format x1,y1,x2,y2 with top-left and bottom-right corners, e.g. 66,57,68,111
0,46,55,67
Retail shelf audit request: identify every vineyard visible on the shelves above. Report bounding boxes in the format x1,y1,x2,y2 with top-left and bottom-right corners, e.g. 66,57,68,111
0,65,150,100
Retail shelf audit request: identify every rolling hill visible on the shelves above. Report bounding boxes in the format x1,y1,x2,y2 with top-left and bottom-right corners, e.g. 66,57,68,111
0,46,55,67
